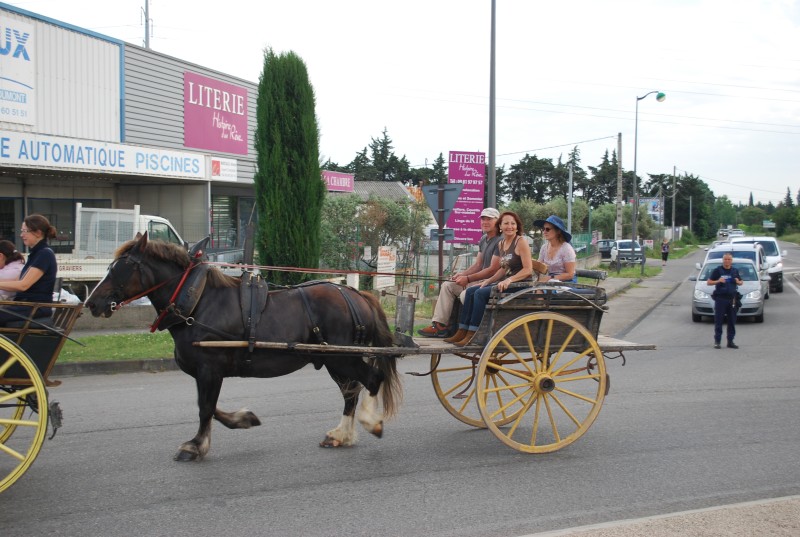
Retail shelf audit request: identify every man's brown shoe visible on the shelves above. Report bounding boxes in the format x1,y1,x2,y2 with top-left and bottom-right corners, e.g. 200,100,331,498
453,330,476,347
417,321,449,337
444,329,467,343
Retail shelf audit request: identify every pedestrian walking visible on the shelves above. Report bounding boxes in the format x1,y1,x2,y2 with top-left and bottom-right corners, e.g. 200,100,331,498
661,238,670,266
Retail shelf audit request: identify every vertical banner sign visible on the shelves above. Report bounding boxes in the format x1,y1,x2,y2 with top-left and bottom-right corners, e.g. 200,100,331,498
184,72,249,155
375,246,397,289
447,151,486,244
0,17,36,125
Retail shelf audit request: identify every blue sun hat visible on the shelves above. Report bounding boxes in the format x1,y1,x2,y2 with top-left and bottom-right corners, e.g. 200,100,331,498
533,215,572,243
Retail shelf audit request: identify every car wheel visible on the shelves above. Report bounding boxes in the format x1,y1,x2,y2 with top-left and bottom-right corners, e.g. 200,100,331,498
776,282,783,293
692,313,702,322
754,313,764,323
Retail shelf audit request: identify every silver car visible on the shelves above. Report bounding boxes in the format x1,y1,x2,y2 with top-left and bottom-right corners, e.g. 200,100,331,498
689,258,768,323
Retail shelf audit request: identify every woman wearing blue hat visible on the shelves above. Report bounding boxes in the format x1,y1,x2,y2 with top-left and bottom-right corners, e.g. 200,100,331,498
533,215,576,283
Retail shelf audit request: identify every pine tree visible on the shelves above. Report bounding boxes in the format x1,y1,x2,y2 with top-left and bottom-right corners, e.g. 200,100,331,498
254,49,325,285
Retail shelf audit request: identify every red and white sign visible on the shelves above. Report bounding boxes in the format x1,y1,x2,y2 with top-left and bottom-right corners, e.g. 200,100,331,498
322,170,354,192
184,72,248,155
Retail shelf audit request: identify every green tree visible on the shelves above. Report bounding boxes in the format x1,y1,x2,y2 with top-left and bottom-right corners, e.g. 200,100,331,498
254,49,325,285
739,206,766,227
319,194,362,270
586,150,620,207
783,187,795,208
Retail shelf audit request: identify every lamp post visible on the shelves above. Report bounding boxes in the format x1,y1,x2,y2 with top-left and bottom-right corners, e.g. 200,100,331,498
631,90,665,274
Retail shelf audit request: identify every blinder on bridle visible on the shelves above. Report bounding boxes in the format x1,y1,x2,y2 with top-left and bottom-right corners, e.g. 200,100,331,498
105,252,147,312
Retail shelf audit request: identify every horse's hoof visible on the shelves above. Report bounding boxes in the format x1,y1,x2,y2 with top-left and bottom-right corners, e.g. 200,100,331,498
174,449,200,462
319,435,344,448
370,421,383,439
243,411,261,428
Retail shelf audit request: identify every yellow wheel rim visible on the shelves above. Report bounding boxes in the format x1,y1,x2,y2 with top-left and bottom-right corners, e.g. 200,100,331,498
0,334,49,493
476,312,607,453
431,352,525,428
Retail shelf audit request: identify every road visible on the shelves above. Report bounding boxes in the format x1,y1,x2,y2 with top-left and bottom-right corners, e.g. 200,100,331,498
2,246,800,536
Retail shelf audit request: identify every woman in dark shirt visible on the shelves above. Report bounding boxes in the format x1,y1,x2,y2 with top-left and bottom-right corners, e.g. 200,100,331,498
0,214,58,325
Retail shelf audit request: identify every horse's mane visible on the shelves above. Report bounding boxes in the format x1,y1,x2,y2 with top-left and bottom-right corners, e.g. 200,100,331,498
115,239,240,288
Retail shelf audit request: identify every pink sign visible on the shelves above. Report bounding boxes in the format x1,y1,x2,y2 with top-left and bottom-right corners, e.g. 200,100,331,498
446,151,486,244
184,72,248,155
322,170,355,192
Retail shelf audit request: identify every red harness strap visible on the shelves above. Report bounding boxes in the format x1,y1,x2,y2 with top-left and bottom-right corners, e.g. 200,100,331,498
149,263,200,332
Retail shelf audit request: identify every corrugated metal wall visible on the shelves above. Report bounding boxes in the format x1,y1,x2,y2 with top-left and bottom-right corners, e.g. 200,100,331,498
123,45,258,183
0,9,121,141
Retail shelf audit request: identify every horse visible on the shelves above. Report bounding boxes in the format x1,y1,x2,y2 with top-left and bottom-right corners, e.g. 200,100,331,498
85,233,402,462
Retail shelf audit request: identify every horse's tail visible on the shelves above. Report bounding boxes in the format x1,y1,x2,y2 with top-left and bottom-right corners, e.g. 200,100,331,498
360,291,403,419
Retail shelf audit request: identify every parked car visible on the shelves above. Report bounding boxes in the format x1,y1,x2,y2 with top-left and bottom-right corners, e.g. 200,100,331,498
596,239,615,259
704,239,729,251
729,236,787,293
609,240,644,267
689,258,768,323
699,242,770,298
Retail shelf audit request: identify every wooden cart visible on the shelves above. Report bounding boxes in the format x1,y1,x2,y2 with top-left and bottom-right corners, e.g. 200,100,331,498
0,301,83,493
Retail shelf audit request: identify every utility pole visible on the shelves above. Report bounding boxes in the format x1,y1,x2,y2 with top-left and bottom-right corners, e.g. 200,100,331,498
615,133,623,240
142,0,152,49
487,0,496,207
671,166,677,241
567,163,573,234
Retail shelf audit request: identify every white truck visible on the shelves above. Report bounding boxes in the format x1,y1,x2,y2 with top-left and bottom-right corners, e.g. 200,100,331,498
56,203,187,297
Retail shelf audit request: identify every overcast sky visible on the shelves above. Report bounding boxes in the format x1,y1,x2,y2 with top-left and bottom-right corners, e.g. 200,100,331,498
10,0,800,205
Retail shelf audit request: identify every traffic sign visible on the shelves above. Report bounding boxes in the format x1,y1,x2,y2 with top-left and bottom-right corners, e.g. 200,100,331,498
422,183,464,226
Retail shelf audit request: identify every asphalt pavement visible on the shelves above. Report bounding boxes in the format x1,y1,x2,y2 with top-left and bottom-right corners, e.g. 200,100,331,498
54,248,800,535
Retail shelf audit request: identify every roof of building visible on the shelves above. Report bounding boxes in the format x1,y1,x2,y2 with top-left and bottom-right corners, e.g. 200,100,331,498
328,181,415,202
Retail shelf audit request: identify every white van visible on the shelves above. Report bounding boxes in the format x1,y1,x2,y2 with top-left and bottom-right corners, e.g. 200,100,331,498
730,236,787,293
699,242,770,298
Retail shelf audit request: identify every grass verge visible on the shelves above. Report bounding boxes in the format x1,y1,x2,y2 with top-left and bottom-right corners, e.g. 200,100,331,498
59,331,174,363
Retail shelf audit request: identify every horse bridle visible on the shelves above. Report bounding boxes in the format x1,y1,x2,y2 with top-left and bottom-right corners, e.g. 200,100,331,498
104,252,173,312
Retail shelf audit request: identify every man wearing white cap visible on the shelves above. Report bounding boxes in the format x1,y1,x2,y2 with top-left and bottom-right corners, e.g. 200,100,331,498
418,208,502,337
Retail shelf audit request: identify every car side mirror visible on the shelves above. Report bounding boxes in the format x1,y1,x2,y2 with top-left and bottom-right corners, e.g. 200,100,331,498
782,250,788,257
695,262,702,270
688,276,697,281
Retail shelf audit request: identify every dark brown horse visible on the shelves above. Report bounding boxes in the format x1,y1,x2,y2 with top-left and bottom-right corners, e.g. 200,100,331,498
85,233,401,461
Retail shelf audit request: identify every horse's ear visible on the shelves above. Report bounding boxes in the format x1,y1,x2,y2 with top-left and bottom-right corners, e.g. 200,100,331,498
132,231,149,253
188,236,211,263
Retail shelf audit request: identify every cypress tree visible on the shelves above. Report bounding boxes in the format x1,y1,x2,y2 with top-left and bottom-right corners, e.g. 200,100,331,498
254,49,325,285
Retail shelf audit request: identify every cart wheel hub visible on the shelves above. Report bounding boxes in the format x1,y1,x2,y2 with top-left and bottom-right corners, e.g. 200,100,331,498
535,374,556,393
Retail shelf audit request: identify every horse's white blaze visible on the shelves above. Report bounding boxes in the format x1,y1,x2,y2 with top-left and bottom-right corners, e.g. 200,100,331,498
326,414,357,446
357,391,383,434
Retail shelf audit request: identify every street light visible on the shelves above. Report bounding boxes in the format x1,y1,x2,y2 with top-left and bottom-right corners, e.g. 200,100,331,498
631,90,666,274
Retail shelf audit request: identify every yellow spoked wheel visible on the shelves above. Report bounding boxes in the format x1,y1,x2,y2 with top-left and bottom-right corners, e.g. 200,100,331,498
0,334,49,493
476,312,607,453
431,350,528,429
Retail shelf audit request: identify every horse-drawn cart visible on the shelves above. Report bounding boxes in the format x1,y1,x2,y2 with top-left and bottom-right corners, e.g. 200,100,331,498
194,273,654,454
0,301,83,492
82,235,654,461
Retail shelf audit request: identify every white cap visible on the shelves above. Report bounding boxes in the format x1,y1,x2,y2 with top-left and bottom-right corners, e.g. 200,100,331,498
480,208,500,219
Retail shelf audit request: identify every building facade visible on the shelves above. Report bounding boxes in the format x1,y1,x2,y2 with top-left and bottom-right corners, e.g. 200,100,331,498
0,3,257,253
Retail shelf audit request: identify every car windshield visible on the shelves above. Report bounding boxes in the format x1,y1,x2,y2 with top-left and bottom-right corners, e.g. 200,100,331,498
756,241,778,256
616,241,640,249
733,240,778,256
707,250,755,263
700,262,758,281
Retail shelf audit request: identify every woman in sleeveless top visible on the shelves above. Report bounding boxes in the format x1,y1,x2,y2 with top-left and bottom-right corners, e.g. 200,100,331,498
446,211,533,347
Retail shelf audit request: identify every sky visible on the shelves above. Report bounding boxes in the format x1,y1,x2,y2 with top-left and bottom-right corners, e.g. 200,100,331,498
8,0,800,206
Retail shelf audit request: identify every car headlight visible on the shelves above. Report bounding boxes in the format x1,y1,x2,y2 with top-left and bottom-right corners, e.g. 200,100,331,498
694,289,711,300
745,290,761,299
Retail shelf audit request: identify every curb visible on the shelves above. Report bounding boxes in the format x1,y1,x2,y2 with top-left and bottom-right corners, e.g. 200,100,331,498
615,278,684,339
52,357,180,377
